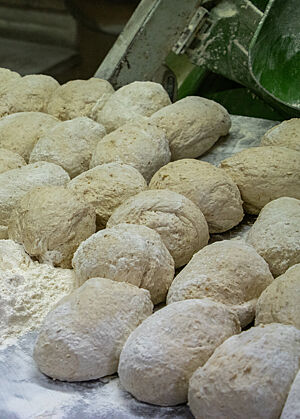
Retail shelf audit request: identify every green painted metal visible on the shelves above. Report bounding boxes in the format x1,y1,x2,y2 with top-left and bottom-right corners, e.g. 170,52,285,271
249,0,300,115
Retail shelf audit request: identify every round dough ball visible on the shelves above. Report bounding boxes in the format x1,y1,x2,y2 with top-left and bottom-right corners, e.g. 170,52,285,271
0,148,26,174
149,159,243,233
90,118,170,182
118,299,240,406
246,197,300,277
188,323,300,419
261,118,300,152
0,162,70,238
255,264,300,329
0,112,60,161
150,96,231,160
29,117,106,178
220,146,300,214
167,240,273,327
34,277,153,381
107,189,209,268
0,74,59,117
72,223,174,304
91,81,171,133
47,77,114,121
0,68,20,93
68,163,147,229
8,185,96,268
280,370,300,419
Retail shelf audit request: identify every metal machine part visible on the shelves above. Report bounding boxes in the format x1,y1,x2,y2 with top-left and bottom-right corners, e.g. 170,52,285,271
95,0,300,118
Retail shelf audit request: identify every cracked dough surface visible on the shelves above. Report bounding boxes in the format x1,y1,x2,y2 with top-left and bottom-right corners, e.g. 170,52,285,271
261,118,300,152
188,323,300,419
0,112,59,161
0,148,26,174
107,189,209,268
8,185,96,268
34,277,153,381
255,263,300,329
220,146,300,214
47,77,114,120
118,298,240,406
90,118,170,182
167,240,273,327
0,162,70,238
246,197,300,277
30,117,106,178
150,96,231,160
149,159,243,233
68,163,147,229
72,223,174,304
91,81,171,133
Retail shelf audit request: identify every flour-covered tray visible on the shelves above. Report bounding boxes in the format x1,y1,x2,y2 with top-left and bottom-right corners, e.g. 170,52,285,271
0,115,278,419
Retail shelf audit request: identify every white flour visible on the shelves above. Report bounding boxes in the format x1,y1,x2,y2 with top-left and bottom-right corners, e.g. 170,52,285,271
0,240,76,344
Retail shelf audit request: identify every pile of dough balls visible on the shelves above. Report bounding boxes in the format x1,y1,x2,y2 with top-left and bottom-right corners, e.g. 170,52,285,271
0,66,299,418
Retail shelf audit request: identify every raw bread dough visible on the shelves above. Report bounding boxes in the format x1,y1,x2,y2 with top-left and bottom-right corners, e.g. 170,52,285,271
149,159,243,233
72,223,174,304
150,96,231,160
280,370,300,419
167,240,273,327
90,81,171,132
220,146,300,214
0,162,70,239
0,239,76,343
0,112,60,161
8,185,96,268
47,77,114,120
0,148,26,174
188,323,300,419
0,74,59,117
246,197,300,277
34,277,153,381
68,163,147,229
255,263,300,329
0,68,20,93
118,299,240,406
261,118,300,152
29,117,106,178
90,118,170,182
107,189,209,268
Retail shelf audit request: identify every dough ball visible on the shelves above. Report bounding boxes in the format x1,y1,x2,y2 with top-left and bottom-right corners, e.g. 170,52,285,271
90,118,170,182
29,117,106,178
0,148,26,174
188,323,300,419
255,264,300,329
8,185,96,268
0,112,59,162
261,118,300,152
220,146,300,214
118,299,240,406
150,96,231,160
91,81,171,133
47,77,114,121
72,223,174,304
107,189,209,268
0,162,70,238
34,277,153,381
280,370,300,419
0,68,20,93
149,159,243,233
0,74,59,117
246,197,300,277
68,163,147,229
167,240,273,327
